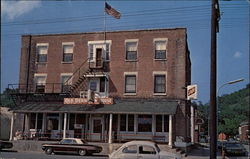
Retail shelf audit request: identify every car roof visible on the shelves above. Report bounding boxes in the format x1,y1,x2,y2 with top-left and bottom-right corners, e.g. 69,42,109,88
123,141,156,147
62,138,84,143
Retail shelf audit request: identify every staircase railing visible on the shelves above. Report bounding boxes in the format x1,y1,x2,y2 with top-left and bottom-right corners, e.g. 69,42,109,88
64,59,90,87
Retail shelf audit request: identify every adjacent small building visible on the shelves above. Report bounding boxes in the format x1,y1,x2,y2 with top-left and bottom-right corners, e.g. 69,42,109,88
239,121,249,142
8,28,192,147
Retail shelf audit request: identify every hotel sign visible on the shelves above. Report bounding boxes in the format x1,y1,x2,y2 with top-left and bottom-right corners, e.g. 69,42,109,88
187,84,198,100
64,97,113,105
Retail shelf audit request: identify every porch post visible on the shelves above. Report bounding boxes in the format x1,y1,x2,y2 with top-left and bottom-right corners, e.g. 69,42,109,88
191,105,195,143
168,115,173,147
63,113,67,139
108,114,113,144
9,112,14,141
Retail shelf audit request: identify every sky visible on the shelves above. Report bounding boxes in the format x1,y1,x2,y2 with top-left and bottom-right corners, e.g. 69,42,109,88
1,0,249,104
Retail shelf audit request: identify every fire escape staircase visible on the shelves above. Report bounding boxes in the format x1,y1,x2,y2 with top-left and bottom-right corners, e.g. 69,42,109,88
8,58,105,106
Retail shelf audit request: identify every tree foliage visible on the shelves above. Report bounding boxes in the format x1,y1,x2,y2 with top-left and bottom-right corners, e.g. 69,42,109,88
195,84,249,137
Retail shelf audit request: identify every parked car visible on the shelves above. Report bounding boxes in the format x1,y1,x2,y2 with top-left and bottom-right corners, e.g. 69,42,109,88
223,142,247,156
109,141,181,159
0,140,13,150
42,138,102,156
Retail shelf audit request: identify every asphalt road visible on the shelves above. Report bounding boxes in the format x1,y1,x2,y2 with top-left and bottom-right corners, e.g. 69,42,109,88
0,150,108,159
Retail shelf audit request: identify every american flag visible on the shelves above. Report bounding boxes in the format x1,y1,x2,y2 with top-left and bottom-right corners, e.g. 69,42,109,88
105,2,121,19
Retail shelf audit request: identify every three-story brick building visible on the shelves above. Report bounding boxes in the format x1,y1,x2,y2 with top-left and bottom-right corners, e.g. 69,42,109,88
9,28,191,147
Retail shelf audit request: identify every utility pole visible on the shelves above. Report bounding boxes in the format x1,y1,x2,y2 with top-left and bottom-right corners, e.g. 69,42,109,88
210,0,220,158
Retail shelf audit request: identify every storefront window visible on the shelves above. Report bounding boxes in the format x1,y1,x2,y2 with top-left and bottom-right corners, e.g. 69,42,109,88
128,115,134,131
69,114,75,130
30,113,36,129
37,113,43,129
47,113,59,130
164,115,169,132
156,115,163,132
120,114,126,131
138,115,152,132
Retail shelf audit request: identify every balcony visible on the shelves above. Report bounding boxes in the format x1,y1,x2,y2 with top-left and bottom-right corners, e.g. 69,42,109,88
8,83,72,104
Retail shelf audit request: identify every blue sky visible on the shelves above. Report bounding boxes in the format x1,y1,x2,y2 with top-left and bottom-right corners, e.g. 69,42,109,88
1,0,249,103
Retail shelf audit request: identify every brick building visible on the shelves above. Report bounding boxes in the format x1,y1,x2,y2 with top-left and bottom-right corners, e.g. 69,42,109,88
9,28,191,147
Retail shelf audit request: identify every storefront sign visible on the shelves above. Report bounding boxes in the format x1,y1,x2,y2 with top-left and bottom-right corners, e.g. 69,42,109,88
64,97,113,105
187,84,198,100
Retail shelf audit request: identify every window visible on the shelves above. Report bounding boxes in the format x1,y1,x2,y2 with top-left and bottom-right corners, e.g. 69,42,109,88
47,113,59,130
138,115,152,132
155,40,167,59
61,74,72,93
128,115,134,131
139,145,156,155
125,75,136,93
37,44,48,62
126,41,137,61
100,77,106,93
69,114,75,130
154,75,166,93
156,115,163,132
123,145,137,154
62,44,73,62
34,74,46,93
37,113,43,129
30,113,36,129
164,115,169,132
120,114,127,131
88,41,111,62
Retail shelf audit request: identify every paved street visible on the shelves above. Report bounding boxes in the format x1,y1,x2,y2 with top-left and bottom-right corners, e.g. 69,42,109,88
0,151,108,159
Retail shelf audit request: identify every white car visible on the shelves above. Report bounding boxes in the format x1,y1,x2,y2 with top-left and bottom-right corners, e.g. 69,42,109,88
109,141,181,159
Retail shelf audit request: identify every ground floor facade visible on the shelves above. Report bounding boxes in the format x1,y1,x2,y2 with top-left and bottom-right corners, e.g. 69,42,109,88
10,98,192,148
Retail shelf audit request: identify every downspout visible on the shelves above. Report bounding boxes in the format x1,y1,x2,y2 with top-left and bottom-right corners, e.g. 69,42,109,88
26,35,32,93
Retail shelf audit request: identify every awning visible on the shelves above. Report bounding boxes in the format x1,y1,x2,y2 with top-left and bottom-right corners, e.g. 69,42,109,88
11,99,179,115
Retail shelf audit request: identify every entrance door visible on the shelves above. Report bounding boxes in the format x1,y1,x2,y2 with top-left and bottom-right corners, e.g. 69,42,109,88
91,118,103,141
96,48,102,67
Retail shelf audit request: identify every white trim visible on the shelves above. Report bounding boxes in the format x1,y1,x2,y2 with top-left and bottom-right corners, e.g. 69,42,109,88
88,40,112,44
34,73,47,77
124,72,138,76
36,43,49,46
153,71,167,75
61,73,73,76
153,38,168,42
124,93,137,96
125,39,138,43
62,42,75,46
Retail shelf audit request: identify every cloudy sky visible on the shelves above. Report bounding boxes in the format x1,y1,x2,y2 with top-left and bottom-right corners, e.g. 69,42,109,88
1,0,249,103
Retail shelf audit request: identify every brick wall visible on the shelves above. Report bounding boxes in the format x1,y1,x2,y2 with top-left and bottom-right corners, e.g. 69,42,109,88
20,28,190,99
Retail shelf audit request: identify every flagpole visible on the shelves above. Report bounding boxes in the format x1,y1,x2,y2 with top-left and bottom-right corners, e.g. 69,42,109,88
104,0,106,43
103,0,107,64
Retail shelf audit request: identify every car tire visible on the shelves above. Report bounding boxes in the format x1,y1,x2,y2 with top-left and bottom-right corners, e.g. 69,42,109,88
79,149,87,156
45,147,53,155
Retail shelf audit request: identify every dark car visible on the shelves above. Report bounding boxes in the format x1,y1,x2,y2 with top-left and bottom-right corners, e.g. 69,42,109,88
0,140,13,150
223,142,247,156
42,138,102,156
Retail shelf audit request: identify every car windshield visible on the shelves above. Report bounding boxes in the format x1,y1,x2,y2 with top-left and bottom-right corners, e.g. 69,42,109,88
154,144,160,153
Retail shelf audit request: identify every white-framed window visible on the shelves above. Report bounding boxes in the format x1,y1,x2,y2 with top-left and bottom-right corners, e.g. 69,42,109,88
62,42,74,63
154,39,167,60
88,40,111,62
153,72,167,94
36,43,48,63
156,115,169,132
124,72,137,95
34,73,47,93
61,73,73,93
125,40,138,61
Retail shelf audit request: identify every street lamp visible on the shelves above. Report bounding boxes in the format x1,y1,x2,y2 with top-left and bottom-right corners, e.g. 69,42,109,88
217,78,244,140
